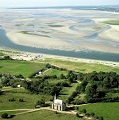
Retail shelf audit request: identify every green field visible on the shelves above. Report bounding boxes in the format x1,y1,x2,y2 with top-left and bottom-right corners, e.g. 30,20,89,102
0,52,119,120
0,60,46,77
103,20,119,25
79,102,119,120
9,110,83,120
0,87,52,110
59,83,78,102
37,58,119,73
43,69,68,77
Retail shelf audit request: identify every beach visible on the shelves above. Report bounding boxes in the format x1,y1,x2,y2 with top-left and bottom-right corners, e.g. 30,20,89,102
3,9,118,54
0,8,119,62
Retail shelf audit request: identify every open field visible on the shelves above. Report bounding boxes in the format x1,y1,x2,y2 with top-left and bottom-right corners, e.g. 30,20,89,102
43,69,68,77
9,110,84,120
59,83,78,102
0,87,52,110
79,102,119,120
37,58,119,73
0,110,29,117
0,60,46,78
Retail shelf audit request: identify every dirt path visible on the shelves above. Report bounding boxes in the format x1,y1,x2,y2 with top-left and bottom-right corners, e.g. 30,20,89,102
0,107,77,116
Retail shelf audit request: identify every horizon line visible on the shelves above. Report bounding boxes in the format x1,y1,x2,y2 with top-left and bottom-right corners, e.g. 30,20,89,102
0,4,118,8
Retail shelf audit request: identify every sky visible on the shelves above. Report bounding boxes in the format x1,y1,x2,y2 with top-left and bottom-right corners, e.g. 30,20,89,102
0,0,118,7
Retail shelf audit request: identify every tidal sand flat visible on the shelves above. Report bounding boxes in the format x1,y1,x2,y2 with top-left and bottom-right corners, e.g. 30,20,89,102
0,8,119,61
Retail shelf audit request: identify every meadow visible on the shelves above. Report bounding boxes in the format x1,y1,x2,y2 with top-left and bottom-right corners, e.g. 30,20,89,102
0,52,119,120
79,102,119,120
37,58,119,73
0,87,52,110
0,60,46,78
9,110,83,120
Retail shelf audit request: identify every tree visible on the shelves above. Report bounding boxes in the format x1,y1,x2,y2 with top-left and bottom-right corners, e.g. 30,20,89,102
3,56,12,60
0,90,3,95
86,83,97,95
50,86,62,96
99,116,104,120
60,74,66,79
36,99,45,107
1,112,8,119
81,109,87,113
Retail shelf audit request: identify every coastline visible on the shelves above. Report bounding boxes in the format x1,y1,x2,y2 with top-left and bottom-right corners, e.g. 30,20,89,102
1,46,118,67
9,50,119,67
0,9,119,62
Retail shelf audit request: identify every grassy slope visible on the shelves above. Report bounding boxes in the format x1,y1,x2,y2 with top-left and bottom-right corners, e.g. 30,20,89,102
79,102,119,120
44,69,68,77
59,83,78,102
0,87,52,110
37,58,119,73
11,110,83,120
0,60,46,78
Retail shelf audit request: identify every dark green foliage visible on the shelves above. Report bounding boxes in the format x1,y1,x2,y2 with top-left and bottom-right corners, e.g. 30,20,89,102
85,113,90,117
1,112,8,118
46,63,52,68
98,116,104,120
19,99,24,102
0,90,3,95
76,112,79,117
56,81,70,87
76,71,119,103
80,109,87,113
3,56,12,60
90,112,95,117
76,81,88,93
67,91,77,104
60,74,66,79
36,99,45,107
9,98,16,102
67,71,77,83
50,86,62,96
75,106,79,110
0,74,23,87
15,74,24,78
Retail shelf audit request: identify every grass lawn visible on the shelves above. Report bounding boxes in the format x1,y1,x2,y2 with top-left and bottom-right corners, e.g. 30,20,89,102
10,110,84,120
43,69,68,77
0,87,52,110
47,79,67,84
79,102,119,120
37,58,119,73
103,20,119,25
59,83,78,102
0,60,46,78
0,110,29,116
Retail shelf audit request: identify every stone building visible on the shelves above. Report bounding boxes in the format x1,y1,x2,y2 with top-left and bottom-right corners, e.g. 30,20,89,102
52,95,66,111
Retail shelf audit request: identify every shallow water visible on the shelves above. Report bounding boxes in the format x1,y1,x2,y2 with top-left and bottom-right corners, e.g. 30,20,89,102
0,8,119,62
0,27,119,62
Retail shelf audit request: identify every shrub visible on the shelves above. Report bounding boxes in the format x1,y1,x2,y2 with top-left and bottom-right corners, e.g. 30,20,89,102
9,98,16,102
1,112,8,119
99,116,104,120
85,113,90,117
75,106,79,110
81,109,87,113
19,99,24,102
76,112,79,117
